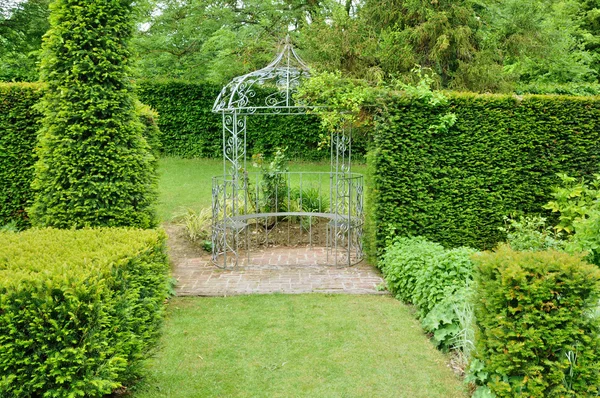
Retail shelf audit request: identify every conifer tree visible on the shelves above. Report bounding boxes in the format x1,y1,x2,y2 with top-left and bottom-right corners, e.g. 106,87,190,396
30,0,157,228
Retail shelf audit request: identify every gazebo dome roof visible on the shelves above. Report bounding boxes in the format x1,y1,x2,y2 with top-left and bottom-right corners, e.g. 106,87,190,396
212,36,311,115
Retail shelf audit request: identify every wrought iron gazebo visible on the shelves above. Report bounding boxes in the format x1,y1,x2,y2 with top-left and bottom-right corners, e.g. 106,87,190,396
211,36,364,268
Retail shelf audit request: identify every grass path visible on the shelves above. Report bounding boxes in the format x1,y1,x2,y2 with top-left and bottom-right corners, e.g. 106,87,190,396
133,295,467,398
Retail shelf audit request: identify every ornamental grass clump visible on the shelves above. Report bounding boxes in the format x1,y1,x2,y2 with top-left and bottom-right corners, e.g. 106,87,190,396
30,0,157,228
472,245,600,397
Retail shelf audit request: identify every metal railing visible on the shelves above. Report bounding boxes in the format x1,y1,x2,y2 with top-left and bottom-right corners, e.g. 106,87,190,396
212,171,364,268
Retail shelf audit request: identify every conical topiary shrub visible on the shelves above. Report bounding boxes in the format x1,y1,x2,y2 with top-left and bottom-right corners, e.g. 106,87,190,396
30,0,157,228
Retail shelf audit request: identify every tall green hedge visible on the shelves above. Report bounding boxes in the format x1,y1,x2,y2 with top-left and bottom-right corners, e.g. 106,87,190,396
137,80,367,160
368,93,600,254
0,228,170,397
0,83,160,228
0,83,42,228
30,0,157,229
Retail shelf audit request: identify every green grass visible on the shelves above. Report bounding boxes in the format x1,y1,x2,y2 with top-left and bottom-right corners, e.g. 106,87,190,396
133,295,467,398
157,157,367,221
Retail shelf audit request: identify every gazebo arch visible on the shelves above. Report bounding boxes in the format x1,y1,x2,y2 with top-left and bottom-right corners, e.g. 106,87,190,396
211,36,363,268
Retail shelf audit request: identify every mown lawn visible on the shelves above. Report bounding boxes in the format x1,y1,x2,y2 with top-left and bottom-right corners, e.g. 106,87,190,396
157,157,367,221
133,295,467,398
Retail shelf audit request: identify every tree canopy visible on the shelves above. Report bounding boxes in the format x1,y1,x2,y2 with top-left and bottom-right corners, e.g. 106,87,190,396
2,0,600,92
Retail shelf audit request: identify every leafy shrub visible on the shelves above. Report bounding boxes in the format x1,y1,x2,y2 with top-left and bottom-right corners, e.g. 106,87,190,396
136,101,162,158
0,221,20,233
413,246,476,317
422,284,474,352
545,173,600,265
380,236,477,354
472,245,600,397
515,82,600,96
569,209,600,267
30,0,157,229
0,228,170,397
288,187,330,213
379,236,445,303
251,147,289,213
499,215,564,252
284,186,330,228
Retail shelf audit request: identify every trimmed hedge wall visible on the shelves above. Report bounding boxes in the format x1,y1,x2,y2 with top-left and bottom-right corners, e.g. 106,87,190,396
368,93,600,254
136,80,366,160
0,228,170,397
0,83,42,228
0,80,363,226
0,83,161,228
472,246,600,396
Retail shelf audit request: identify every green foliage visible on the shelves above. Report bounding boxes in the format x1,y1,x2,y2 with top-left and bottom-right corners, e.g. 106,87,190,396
2,0,600,93
0,0,50,82
380,236,477,353
544,173,600,234
499,215,565,251
472,246,600,397
369,92,600,255
132,0,321,84
379,236,445,303
136,80,358,160
413,246,477,317
422,284,474,352
545,173,600,265
0,82,162,228
298,0,598,91
0,82,42,228
251,147,289,213
136,80,222,158
569,209,600,266
413,246,476,352
516,81,600,96
136,101,162,158
175,207,211,243
361,0,482,87
297,67,455,149
297,71,379,133
30,0,158,229
288,187,330,213
0,221,20,232
134,295,467,397
0,228,170,397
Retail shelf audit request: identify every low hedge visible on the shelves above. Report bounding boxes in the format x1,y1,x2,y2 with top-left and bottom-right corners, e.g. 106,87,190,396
472,246,600,397
0,82,161,228
368,92,600,256
0,228,170,397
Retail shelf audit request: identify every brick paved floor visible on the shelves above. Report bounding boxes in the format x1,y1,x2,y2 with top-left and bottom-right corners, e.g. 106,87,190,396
173,246,387,296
